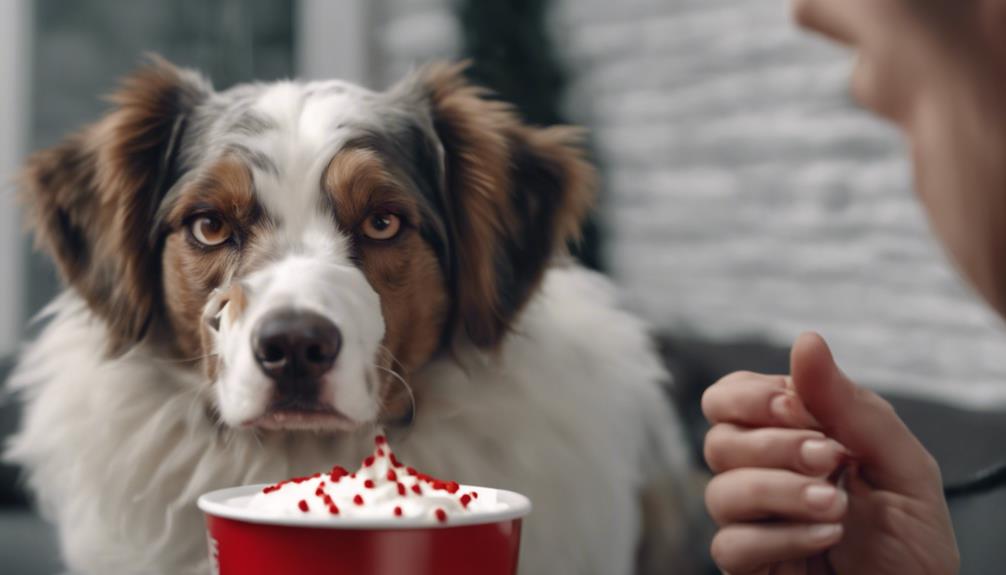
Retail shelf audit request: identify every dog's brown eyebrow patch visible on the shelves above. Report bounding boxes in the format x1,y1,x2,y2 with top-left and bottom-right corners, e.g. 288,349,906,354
166,157,257,227
324,147,422,228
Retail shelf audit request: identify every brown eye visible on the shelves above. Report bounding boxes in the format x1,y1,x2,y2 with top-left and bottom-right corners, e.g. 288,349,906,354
189,215,232,247
361,212,402,241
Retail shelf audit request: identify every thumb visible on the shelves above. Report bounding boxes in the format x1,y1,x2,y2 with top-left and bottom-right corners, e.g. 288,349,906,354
790,332,940,497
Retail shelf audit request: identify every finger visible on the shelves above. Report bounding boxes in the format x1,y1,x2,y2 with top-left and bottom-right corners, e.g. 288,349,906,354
790,333,943,498
791,0,863,45
704,423,849,475
706,468,848,525
702,372,820,428
711,522,843,575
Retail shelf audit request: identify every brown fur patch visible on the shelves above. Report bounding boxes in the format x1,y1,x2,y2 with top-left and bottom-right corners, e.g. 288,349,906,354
161,158,256,360
324,147,425,229
22,56,206,354
418,62,596,347
325,148,448,397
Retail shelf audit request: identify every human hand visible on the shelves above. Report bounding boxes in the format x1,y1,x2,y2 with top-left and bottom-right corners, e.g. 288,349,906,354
702,333,959,574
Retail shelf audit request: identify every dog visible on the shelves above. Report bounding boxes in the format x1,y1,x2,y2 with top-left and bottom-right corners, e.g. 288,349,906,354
5,57,700,574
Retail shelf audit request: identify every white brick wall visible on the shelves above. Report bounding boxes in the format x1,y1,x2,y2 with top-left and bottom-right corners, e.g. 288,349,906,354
373,0,1006,407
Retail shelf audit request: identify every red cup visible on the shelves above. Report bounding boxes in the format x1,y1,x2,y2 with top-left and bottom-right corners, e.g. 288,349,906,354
198,484,532,575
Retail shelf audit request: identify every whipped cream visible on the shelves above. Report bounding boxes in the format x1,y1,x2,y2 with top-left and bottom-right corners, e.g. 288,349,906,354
239,435,505,523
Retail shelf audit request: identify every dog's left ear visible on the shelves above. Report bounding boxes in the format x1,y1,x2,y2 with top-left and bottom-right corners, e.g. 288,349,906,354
22,56,209,354
401,62,595,347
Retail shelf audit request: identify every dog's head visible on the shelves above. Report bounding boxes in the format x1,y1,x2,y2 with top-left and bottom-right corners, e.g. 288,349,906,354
23,57,593,432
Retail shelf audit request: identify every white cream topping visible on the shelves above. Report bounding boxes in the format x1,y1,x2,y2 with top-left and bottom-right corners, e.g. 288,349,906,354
236,434,505,523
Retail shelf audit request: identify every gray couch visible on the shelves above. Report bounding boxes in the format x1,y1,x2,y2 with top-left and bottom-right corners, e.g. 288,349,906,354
3,339,1006,574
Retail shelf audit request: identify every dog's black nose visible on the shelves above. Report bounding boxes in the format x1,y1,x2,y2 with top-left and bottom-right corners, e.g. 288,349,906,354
252,309,342,384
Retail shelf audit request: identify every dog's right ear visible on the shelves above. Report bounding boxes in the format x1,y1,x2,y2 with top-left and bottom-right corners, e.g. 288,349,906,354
22,55,209,354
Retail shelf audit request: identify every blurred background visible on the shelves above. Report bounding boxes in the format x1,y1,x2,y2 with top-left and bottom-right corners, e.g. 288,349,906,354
2,0,1006,573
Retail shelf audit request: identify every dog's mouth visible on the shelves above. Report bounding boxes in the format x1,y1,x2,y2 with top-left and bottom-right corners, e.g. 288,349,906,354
245,398,361,432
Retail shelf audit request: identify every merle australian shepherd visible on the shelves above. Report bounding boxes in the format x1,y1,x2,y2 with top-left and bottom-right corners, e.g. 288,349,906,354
5,57,699,574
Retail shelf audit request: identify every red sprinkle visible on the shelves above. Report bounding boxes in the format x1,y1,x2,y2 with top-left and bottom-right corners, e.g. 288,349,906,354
363,456,375,468
445,481,460,494
394,506,403,517
435,508,447,523
411,484,423,495
389,453,403,468
298,500,309,513
330,466,349,481
328,503,340,515
471,492,478,499
376,448,385,457
375,435,387,445
386,469,398,481
353,494,365,506
364,479,376,489
397,482,407,496
351,473,357,479
406,467,418,476
460,494,471,508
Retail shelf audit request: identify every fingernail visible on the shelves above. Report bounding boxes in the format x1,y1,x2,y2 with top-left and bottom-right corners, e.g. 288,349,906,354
770,394,791,420
808,523,843,542
804,484,837,510
801,439,838,471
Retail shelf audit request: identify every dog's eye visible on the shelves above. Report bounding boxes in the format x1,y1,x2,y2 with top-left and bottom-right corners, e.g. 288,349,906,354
190,215,232,247
361,212,402,241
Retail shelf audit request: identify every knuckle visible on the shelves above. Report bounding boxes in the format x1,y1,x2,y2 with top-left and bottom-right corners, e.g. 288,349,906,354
710,531,746,574
700,386,719,419
709,532,735,570
704,473,743,523
704,477,725,520
703,431,725,472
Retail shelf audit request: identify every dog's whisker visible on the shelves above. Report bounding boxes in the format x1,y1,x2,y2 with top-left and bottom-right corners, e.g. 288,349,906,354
377,344,406,372
374,364,416,430
250,430,264,450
